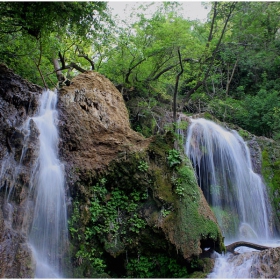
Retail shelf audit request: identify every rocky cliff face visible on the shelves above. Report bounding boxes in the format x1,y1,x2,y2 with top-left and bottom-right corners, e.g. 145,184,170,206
0,64,41,278
0,65,224,278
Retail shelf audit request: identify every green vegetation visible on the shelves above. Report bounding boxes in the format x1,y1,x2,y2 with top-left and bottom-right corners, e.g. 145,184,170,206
167,149,182,167
126,254,188,278
4,1,280,277
261,147,280,229
68,135,224,277
2,2,280,138
138,160,149,172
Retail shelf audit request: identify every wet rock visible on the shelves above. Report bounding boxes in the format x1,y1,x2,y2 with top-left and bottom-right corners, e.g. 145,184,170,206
250,247,280,278
247,138,262,174
0,64,41,277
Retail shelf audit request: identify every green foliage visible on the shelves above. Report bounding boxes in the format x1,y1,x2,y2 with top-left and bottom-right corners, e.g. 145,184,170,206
167,149,182,167
2,1,280,138
272,107,280,140
138,160,149,172
261,148,280,227
241,89,280,137
161,208,171,217
126,254,188,278
69,174,148,272
68,201,80,239
238,129,250,140
0,2,108,38
0,2,112,86
68,199,107,275
172,165,198,199
128,213,146,234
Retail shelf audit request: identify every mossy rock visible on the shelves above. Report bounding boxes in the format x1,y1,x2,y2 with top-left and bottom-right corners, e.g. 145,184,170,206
260,143,280,231
68,134,224,277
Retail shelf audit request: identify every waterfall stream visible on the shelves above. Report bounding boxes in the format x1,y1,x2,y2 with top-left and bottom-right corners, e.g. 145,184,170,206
28,89,68,278
0,89,68,277
184,118,277,278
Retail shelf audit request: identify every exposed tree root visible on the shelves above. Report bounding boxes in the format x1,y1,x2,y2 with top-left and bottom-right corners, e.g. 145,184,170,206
226,241,271,254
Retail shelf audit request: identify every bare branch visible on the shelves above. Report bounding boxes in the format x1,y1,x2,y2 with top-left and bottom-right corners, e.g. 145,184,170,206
149,58,197,82
56,51,87,78
125,57,146,84
78,54,95,70
225,58,239,96
173,48,184,124
207,2,218,45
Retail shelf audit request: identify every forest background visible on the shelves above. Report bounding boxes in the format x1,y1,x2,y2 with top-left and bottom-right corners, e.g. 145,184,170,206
1,1,280,139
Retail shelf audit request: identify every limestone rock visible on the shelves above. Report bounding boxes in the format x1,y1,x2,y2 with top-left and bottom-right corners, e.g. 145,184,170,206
58,71,150,173
250,247,280,278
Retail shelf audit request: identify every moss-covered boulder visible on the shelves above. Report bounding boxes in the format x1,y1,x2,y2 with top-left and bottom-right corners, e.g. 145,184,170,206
57,72,224,277
67,134,224,277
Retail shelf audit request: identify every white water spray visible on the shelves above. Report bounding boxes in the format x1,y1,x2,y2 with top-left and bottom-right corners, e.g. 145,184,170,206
28,89,68,278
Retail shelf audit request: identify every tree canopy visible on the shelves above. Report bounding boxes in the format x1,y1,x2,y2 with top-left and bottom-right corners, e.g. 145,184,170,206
1,1,280,138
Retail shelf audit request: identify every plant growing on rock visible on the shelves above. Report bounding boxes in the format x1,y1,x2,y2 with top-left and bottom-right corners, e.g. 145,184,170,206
167,149,182,167
138,160,149,172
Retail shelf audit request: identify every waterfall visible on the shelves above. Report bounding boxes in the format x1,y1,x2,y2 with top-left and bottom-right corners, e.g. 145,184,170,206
185,118,273,243
28,89,68,277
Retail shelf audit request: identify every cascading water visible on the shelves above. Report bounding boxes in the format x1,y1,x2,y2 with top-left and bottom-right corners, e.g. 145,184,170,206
28,89,68,278
0,89,68,277
184,118,277,278
185,118,273,242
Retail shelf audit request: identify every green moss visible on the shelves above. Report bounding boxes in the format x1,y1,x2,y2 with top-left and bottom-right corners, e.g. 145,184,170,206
148,134,173,158
203,112,214,120
153,167,175,204
162,155,224,257
188,271,208,278
68,134,224,277
261,148,280,231
238,128,250,140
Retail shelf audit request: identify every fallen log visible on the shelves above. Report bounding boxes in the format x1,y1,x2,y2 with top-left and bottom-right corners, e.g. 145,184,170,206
226,241,271,254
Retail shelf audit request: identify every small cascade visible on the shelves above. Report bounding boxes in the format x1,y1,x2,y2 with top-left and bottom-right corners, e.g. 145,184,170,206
208,251,258,278
185,118,273,242
28,89,68,278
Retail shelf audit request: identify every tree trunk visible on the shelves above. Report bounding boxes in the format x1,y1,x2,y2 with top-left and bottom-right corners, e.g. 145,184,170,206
52,57,64,82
